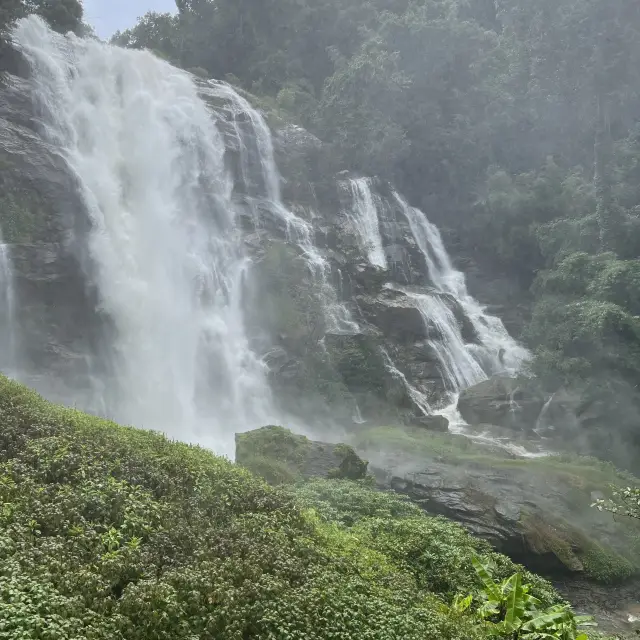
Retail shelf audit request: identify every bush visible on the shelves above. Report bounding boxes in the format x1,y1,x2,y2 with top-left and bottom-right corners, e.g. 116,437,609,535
0,376,545,639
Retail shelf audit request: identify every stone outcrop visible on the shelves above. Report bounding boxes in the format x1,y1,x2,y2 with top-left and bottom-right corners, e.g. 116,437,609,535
457,376,546,432
236,425,368,483
236,425,638,586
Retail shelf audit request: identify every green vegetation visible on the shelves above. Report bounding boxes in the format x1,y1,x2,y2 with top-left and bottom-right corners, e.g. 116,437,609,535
0,376,576,638
456,557,596,640
353,425,638,490
594,486,640,520
520,514,635,584
328,443,369,480
235,424,311,484
236,426,369,484
0,0,83,38
354,424,639,583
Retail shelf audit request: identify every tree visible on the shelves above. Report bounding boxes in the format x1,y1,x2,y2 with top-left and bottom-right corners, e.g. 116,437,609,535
594,486,640,519
1,0,83,36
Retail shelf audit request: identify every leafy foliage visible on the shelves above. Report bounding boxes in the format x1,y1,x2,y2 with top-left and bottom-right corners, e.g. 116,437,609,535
0,376,570,638
456,557,596,640
0,0,83,36
594,486,640,520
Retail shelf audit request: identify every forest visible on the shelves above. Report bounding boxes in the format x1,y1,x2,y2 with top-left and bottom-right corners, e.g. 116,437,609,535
4,0,640,466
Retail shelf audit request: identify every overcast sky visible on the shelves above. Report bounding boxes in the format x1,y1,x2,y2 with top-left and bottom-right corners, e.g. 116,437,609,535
83,0,177,39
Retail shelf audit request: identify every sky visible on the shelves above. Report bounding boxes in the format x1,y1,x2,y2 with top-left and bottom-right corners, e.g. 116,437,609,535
83,0,177,39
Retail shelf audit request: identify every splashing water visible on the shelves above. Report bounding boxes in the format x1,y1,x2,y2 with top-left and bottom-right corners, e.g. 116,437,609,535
392,192,530,381
13,16,280,454
201,80,358,335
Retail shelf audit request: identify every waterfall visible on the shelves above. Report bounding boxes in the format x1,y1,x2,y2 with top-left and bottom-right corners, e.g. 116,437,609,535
393,191,529,385
343,176,528,404
13,16,278,454
344,177,387,269
0,231,17,377
200,80,358,335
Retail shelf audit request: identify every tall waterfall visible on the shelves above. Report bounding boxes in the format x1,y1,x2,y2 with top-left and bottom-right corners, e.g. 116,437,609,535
13,16,278,453
0,231,17,377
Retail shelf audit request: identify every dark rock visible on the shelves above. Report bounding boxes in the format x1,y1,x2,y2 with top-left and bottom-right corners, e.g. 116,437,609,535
361,443,637,584
458,376,545,432
410,414,450,432
358,290,435,343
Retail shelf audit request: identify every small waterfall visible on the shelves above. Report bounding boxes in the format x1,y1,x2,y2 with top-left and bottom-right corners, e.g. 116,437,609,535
344,177,387,269
0,232,17,377
201,80,358,335
14,16,278,453
380,348,432,415
393,191,529,382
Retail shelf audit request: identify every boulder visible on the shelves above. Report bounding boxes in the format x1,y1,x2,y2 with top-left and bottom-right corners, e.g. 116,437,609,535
235,426,369,484
358,289,435,343
409,414,450,432
359,436,637,585
457,375,545,432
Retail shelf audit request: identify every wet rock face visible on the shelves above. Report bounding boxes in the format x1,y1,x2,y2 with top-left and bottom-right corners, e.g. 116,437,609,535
457,376,546,432
363,444,637,585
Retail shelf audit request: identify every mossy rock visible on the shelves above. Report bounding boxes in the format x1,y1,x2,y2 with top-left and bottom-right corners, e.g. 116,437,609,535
328,443,369,480
520,513,635,584
236,426,368,485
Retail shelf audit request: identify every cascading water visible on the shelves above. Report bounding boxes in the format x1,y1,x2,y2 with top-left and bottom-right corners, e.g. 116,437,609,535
13,16,278,454
0,231,17,377
200,80,358,335
343,178,544,455
392,191,530,387
343,177,387,269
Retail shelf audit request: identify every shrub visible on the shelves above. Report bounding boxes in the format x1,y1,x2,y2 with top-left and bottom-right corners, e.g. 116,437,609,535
0,376,526,639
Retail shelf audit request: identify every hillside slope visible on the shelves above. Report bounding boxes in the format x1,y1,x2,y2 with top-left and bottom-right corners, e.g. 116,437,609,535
0,376,565,639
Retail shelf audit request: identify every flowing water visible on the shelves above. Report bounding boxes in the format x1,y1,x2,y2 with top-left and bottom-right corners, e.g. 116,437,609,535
343,177,387,269
201,80,358,335
13,16,279,454
344,179,544,455
0,232,17,377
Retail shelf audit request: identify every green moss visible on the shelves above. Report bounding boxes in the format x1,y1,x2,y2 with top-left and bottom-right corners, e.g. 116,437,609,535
235,425,310,478
520,513,635,583
237,453,301,485
326,334,387,394
520,514,584,572
328,443,369,480
580,542,635,584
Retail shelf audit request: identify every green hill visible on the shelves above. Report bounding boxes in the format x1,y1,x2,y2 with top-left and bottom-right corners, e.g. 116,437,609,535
0,376,575,639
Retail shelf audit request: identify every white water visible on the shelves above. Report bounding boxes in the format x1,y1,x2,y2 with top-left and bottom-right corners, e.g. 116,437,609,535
393,191,530,386
344,178,387,269
14,17,279,454
343,179,544,456
380,348,432,415
0,232,17,377
201,80,358,335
